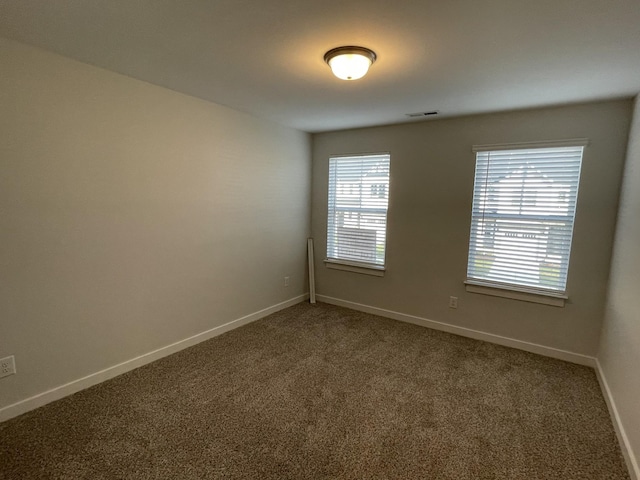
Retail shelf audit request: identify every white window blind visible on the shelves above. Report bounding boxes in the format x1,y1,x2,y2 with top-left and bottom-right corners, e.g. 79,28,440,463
467,143,585,294
327,154,390,268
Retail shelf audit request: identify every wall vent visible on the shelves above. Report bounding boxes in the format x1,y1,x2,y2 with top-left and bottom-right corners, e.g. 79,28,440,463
406,111,439,118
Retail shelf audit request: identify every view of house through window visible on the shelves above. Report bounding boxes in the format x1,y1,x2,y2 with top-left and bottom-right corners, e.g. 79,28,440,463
327,153,390,268
466,143,585,294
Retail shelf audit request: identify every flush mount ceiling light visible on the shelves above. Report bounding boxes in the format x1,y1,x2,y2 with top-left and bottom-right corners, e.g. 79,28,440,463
324,46,377,80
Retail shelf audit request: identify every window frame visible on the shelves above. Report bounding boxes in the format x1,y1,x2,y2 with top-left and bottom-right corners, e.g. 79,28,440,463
325,152,391,276
464,139,588,306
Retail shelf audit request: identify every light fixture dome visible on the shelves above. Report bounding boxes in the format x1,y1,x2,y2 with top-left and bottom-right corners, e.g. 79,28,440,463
324,46,377,80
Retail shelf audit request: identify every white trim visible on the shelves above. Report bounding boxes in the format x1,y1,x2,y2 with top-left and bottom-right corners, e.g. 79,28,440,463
465,279,568,299
595,359,640,480
316,294,595,366
328,151,391,158
324,259,385,276
308,238,317,304
465,282,566,307
472,138,589,152
0,294,309,423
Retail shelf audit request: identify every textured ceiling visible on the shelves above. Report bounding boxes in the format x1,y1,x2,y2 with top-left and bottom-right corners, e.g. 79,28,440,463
1,0,639,132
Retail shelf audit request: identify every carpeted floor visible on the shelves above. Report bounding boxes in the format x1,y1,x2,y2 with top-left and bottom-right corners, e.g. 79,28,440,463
0,302,630,479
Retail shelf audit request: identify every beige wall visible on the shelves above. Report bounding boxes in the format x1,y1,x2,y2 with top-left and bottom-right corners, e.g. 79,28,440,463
0,38,311,410
598,96,640,476
312,100,632,356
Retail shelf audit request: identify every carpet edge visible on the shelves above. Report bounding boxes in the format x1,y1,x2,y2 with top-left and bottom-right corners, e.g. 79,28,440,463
0,294,310,423
595,359,640,480
315,294,596,366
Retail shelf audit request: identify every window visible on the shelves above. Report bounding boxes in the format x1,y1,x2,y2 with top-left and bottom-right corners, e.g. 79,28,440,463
326,153,390,273
466,140,586,302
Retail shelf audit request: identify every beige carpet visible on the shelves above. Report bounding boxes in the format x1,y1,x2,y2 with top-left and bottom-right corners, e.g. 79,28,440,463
0,302,630,479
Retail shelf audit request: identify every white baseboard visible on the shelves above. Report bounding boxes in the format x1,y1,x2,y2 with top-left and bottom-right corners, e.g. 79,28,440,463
0,294,309,423
595,359,639,480
316,295,596,367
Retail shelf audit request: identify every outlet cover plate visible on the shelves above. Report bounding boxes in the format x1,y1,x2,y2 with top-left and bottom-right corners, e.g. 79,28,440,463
0,355,16,378
449,296,458,309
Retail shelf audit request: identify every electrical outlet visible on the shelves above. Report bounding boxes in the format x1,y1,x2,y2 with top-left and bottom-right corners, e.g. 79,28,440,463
284,276,290,287
449,296,458,309
0,356,16,378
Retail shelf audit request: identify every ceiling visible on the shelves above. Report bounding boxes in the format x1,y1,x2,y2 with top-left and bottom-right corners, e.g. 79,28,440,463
1,0,639,133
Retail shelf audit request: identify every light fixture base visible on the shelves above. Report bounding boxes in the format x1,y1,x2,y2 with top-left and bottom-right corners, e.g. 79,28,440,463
324,46,377,80
323,46,377,65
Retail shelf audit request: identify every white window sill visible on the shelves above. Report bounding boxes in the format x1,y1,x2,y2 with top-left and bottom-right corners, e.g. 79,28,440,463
464,280,567,307
324,259,385,277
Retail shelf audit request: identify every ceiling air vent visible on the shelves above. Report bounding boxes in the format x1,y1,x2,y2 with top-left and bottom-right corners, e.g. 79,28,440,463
406,111,439,118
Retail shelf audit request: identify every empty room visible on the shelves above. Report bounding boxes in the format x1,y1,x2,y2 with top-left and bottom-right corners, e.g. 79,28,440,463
1,1,639,479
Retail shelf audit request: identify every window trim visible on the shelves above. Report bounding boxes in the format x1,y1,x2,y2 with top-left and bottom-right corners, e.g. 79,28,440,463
466,138,588,305
472,138,589,152
464,279,567,307
324,258,385,276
